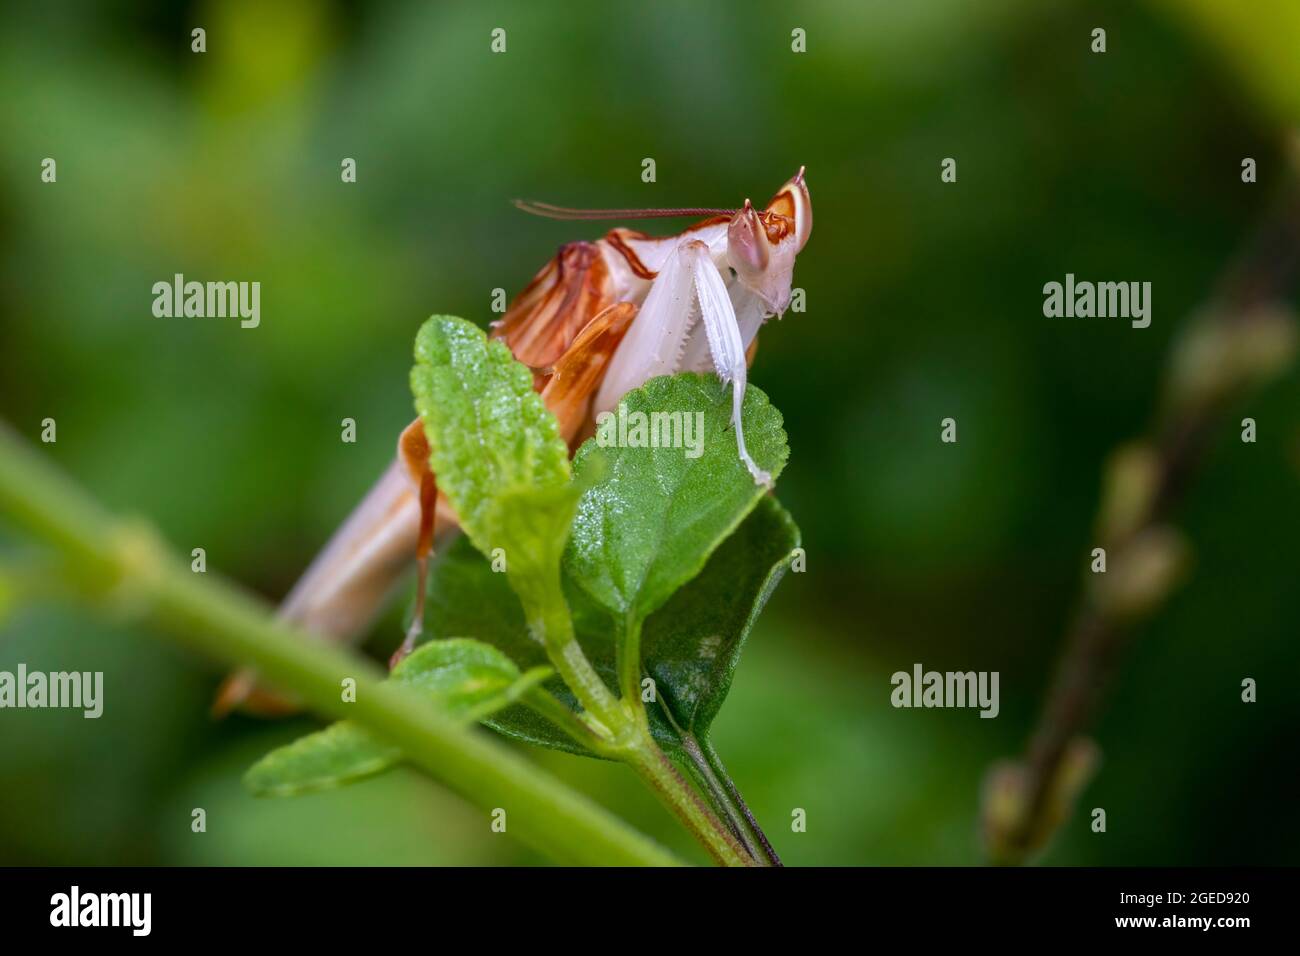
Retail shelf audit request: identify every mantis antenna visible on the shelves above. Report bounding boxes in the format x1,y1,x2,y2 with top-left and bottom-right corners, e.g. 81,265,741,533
512,199,737,221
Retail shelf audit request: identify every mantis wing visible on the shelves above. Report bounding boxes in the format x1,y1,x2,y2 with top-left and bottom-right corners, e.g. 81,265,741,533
492,241,615,372
541,301,638,448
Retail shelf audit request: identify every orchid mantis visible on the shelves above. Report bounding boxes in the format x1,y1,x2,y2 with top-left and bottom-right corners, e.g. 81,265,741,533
216,168,812,714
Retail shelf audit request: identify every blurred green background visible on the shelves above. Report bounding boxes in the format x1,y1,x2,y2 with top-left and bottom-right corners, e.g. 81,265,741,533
1,0,1298,866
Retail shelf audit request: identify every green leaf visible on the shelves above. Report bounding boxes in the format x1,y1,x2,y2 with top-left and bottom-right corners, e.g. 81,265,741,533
410,315,576,586
564,373,789,624
244,639,551,796
421,537,602,756
421,497,801,756
243,721,402,798
392,637,551,723
641,495,801,738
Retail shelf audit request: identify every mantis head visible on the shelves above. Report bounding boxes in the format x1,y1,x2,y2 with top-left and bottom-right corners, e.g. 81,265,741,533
726,167,812,316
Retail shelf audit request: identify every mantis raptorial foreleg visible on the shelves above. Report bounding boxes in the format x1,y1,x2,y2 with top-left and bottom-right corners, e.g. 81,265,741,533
595,240,698,393
686,241,771,487
596,239,772,486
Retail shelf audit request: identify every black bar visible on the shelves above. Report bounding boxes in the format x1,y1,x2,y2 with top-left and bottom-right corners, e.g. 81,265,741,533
0,867,1278,940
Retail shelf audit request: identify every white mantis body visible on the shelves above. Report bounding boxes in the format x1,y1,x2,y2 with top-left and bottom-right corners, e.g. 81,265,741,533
217,169,812,714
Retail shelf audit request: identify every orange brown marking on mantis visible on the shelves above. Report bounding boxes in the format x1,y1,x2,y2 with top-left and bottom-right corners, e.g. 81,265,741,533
398,419,430,484
765,189,796,222
398,420,438,561
604,230,657,280
681,214,733,233
606,215,734,282
757,210,794,245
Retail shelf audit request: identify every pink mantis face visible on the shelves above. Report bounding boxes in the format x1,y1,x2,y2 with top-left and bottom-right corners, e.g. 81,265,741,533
726,167,812,316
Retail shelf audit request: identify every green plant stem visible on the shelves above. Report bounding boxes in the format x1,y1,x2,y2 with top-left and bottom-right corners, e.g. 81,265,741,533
521,686,622,758
0,422,682,868
679,745,757,858
522,569,754,866
694,735,781,866
524,572,627,738
618,612,646,727
628,744,755,868
646,687,776,865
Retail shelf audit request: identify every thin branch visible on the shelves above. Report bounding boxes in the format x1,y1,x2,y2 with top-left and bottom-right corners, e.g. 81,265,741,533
0,422,683,868
982,185,1300,865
